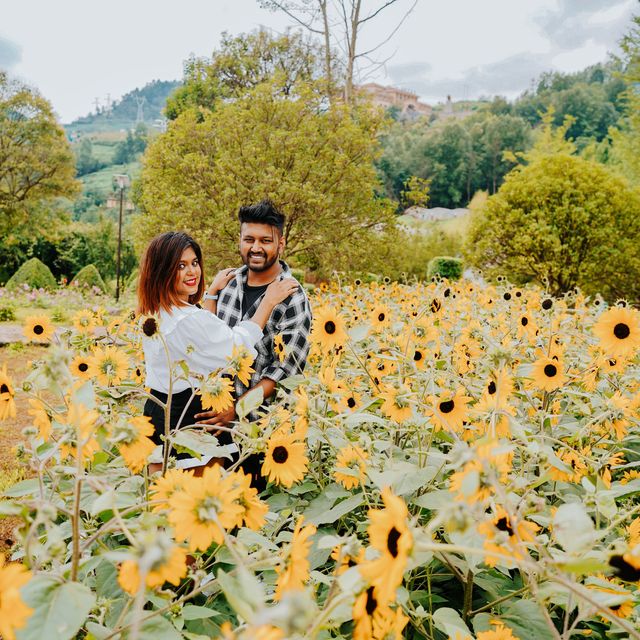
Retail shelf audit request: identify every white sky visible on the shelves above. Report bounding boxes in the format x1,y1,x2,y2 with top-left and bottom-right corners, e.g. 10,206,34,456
0,0,636,122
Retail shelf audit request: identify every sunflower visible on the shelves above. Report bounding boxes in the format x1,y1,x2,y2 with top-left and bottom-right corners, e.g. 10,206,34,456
274,516,316,600
139,314,160,338
379,384,413,424
476,622,519,640
118,544,188,595
334,446,368,489
586,575,635,620
262,430,308,488
530,355,566,392
87,345,129,387
23,314,54,342
149,468,193,511
592,306,640,358
273,334,287,363
0,554,33,640
410,344,428,371
72,309,95,333
226,345,255,386
200,375,234,413
114,415,157,473
477,506,539,567
131,364,145,384
359,488,413,605
353,586,407,640
370,305,391,330
168,465,243,552
331,544,365,575
58,402,101,462
0,364,16,422
230,470,269,530
70,354,92,380
27,398,50,440
425,388,471,433
310,306,347,350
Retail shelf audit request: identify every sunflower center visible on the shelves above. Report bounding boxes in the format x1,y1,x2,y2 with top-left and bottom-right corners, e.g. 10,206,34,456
0,384,9,394
488,381,497,395
347,397,356,408
413,350,423,362
614,323,630,340
387,527,401,558
34,324,44,335
610,604,621,611
495,516,513,535
430,299,441,313
324,321,336,335
142,318,158,337
521,317,528,326
365,586,378,616
79,363,89,372
439,399,455,414
197,496,223,522
378,313,385,322
544,364,557,378
272,445,289,464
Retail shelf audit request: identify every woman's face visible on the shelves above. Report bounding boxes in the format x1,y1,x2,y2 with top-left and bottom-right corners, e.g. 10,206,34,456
174,246,201,302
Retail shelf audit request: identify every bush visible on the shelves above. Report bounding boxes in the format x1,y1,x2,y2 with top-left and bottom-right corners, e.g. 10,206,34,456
5,257,58,291
71,264,108,293
0,303,16,322
427,256,463,280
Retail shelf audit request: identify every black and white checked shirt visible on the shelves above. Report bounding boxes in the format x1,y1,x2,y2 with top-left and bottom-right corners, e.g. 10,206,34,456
216,261,312,402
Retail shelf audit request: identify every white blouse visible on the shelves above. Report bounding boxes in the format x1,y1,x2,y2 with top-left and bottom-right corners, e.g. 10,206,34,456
143,304,262,393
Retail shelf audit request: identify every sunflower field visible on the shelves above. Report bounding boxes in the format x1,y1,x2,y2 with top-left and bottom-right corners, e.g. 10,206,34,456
2,278,640,640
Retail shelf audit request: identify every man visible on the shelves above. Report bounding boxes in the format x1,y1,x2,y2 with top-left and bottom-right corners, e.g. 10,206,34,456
195,200,312,484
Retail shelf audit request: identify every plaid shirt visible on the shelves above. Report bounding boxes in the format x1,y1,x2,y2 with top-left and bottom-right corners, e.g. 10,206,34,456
216,261,312,402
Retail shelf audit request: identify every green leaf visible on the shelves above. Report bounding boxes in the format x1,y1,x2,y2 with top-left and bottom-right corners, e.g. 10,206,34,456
17,578,96,640
121,614,182,640
0,499,23,514
499,599,557,640
236,386,263,419
171,430,232,459
3,478,39,498
552,503,595,553
432,607,473,639
182,605,219,620
306,493,363,525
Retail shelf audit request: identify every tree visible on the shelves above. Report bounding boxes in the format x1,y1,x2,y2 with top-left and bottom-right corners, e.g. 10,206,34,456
165,30,328,119
259,0,417,103
76,138,106,176
113,124,148,164
464,154,640,302
135,80,396,274
0,72,78,237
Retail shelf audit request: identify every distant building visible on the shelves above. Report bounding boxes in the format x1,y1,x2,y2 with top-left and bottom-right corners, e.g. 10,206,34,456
438,95,474,120
358,83,432,118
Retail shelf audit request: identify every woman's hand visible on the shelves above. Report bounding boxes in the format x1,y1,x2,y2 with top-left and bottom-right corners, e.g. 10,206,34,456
263,277,300,307
209,268,236,295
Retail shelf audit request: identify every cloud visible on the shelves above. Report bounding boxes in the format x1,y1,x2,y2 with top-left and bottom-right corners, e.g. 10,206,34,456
534,0,635,49
387,61,431,84
388,52,553,102
0,35,21,69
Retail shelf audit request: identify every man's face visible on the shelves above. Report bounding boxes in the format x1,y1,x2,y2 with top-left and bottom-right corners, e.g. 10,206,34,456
239,222,284,272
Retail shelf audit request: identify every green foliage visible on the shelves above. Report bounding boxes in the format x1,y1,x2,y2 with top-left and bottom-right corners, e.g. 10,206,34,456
6,257,57,291
0,72,79,239
71,263,108,293
165,30,329,119
0,302,16,321
136,80,395,274
427,256,463,280
113,124,148,164
464,153,640,301
75,138,107,176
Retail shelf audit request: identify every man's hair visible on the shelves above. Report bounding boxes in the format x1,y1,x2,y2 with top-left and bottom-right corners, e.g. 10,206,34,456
238,200,285,234
137,231,205,315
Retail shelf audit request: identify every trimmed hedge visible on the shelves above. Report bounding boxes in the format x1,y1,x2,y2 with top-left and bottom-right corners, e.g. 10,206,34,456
71,264,108,293
427,256,463,280
5,258,58,291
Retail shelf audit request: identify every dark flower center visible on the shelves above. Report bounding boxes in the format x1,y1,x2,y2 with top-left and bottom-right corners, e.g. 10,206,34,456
378,313,385,322
365,586,378,615
0,384,9,394
614,323,630,340
521,317,528,326
609,555,640,582
608,359,616,367
272,445,289,464
544,364,557,378
34,324,44,335
444,288,451,297
488,381,497,395
503,292,511,301
324,321,336,335
79,363,89,372
413,350,423,362
542,298,553,310
495,516,513,535
142,317,158,337
430,299,441,313
439,399,455,414
387,527,401,558
347,397,356,408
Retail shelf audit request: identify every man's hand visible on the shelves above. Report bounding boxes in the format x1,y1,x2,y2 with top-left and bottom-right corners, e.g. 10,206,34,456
194,404,237,428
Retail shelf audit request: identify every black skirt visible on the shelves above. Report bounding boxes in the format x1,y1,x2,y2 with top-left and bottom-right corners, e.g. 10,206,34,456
143,388,232,461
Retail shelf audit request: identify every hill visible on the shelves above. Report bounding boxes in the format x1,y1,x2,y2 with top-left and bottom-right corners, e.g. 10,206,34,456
65,79,181,135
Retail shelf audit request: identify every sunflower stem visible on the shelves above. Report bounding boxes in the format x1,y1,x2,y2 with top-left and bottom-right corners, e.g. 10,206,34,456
462,569,474,623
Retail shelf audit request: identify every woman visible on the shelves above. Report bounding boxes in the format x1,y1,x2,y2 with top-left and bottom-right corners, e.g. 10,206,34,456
137,231,298,471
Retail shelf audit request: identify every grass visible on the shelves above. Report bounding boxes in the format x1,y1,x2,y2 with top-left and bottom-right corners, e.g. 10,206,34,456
400,211,472,236
80,160,141,192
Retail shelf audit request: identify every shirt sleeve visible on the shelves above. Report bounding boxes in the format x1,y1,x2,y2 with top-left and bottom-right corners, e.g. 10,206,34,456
168,310,262,371
262,290,312,383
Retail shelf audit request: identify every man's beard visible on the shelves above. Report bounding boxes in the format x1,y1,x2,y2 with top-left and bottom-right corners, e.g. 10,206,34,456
243,251,279,272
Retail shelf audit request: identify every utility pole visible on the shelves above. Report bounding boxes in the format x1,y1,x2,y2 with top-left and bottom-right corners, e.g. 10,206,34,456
108,174,131,301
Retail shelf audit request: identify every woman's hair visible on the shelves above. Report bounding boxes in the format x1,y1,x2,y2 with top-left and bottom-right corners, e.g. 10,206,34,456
137,231,205,315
